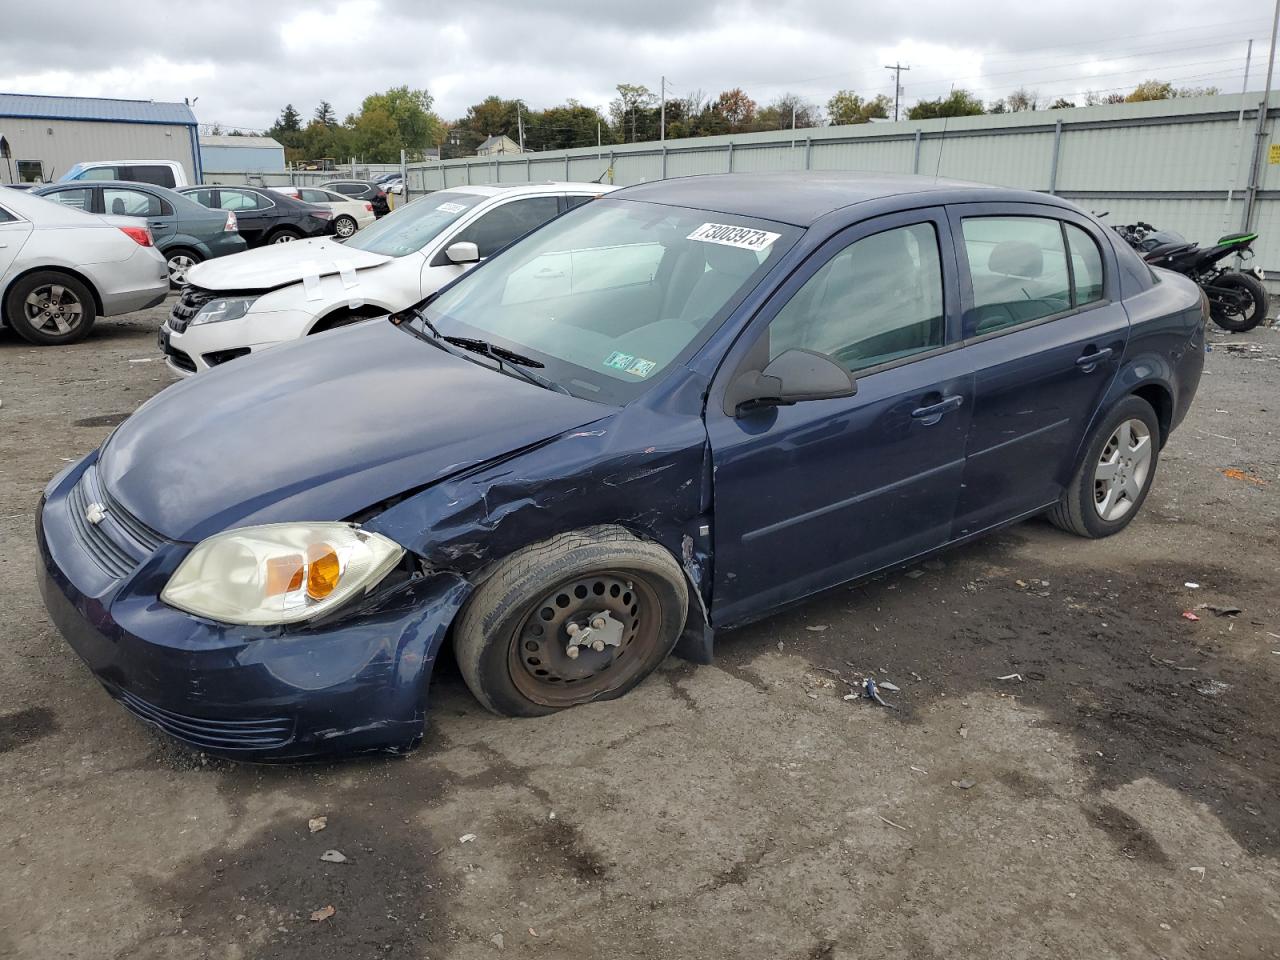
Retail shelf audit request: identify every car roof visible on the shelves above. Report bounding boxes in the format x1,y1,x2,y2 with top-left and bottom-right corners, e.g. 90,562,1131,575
444,181,617,198
610,172,1048,227
36,179,181,197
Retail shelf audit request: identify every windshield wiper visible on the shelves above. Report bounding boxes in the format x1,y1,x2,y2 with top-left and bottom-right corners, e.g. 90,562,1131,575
412,312,574,397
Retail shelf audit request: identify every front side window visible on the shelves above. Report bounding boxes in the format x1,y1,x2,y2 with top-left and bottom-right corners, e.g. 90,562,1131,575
421,198,798,405
45,188,94,212
962,216,1072,335
104,188,164,217
344,190,485,257
79,166,117,181
448,196,562,259
768,222,946,373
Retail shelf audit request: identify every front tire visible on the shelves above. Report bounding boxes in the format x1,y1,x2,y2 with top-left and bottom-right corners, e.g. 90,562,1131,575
333,215,357,238
3,271,97,345
1048,395,1160,538
454,527,689,717
1209,272,1268,332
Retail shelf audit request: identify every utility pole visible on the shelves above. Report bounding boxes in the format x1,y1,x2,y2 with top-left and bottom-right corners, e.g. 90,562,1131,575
516,101,524,152
885,62,911,121
1242,0,1280,233
660,75,667,143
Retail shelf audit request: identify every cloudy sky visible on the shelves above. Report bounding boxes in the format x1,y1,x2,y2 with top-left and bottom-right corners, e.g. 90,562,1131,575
1,1,1275,130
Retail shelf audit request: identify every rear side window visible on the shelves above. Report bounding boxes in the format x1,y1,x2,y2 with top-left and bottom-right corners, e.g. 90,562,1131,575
122,165,176,188
768,222,946,374
218,189,268,211
104,188,166,217
961,217,1072,335
1066,223,1104,304
0,204,16,223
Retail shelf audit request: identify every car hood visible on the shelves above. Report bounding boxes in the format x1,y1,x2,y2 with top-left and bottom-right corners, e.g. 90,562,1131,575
98,321,607,542
185,237,396,292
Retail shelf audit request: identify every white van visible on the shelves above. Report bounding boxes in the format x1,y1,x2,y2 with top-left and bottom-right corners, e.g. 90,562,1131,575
59,160,189,189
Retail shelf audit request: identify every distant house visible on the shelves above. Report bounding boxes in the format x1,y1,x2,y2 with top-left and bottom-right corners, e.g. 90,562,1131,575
199,134,286,173
476,134,521,157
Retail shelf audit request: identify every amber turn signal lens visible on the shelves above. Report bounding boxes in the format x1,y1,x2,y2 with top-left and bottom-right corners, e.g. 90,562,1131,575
265,554,304,597
306,543,341,600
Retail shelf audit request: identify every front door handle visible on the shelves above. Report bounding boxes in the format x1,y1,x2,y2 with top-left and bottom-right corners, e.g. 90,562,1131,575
911,394,964,424
1075,346,1114,370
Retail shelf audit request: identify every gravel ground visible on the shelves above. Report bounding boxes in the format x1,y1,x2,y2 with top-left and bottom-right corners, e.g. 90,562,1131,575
1,302,1278,960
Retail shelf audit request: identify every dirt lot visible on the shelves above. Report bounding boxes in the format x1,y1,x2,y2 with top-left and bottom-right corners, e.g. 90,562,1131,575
1,302,1278,960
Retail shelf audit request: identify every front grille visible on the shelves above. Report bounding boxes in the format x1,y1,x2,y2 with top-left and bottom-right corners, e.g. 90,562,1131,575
169,284,219,333
118,690,295,751
66,465,163,580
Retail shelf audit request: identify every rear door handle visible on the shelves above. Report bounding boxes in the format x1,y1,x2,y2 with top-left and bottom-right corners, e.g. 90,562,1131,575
1075,347,1114,369
911,394,964,424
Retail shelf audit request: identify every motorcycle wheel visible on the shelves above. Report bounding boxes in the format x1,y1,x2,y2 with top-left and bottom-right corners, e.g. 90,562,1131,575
1209,271,1269,333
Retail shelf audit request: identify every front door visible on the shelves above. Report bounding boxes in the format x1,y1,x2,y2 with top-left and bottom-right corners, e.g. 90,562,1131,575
706,209,973,626
947,205,1130,537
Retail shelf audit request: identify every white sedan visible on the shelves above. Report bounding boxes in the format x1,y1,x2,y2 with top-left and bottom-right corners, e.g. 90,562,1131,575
270,186,376,238
158,182,613,376
1,186,168,345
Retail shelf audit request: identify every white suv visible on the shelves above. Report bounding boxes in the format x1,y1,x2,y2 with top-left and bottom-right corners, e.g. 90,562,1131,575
159,182,613,376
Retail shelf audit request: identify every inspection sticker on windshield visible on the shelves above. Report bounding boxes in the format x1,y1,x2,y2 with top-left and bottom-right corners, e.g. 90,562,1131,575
687,222,780,252
604,352,657,378
436,201,467,214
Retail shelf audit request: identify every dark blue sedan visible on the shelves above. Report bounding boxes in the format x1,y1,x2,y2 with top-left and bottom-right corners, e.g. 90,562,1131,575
37,173,1205,759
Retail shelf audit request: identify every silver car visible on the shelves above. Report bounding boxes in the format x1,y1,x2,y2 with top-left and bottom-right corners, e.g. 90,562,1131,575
0,186,168,345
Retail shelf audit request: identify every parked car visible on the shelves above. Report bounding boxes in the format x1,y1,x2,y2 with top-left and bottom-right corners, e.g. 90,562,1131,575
320,179,389,217
158,182,611,376
269,186,375,237
374,173,404,196
59,160,188,189
0,185,168,345
2,183,39,191
177,185,332,248
33,180,246,286
36,172,1205,759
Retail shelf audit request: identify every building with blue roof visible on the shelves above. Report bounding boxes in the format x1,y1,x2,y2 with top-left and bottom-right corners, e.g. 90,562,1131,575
0,93,200,186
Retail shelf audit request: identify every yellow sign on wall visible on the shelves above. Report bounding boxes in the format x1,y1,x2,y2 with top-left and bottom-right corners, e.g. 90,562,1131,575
1269,143,1280,164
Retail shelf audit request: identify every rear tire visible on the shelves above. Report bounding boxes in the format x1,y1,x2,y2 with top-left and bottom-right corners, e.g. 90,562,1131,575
1209,272,1268,332
268,228,302,244
164,248,202,287
333,215,358,238
453,526,688,717
1048,395,1160,538
3,271,97,345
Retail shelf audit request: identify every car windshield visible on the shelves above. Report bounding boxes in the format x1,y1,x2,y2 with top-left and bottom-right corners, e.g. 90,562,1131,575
343,190,483,257
418,198,800,405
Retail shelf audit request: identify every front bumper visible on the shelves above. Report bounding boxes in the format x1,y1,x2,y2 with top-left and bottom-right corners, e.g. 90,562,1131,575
37,455,470,761
159,306,314,375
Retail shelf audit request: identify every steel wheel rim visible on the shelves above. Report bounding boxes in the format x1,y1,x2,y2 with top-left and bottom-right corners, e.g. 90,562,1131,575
336,218,355,237
168,255,195,284
1093,418,1152,521
23,283,84,335
508,571,662,708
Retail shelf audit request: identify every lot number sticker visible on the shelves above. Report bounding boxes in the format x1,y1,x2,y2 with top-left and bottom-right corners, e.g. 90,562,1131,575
687,222,781,252
436,201,468,214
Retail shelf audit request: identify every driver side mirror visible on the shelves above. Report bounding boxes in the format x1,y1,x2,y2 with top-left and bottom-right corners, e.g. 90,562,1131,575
724,349,856,417
445,241,480,264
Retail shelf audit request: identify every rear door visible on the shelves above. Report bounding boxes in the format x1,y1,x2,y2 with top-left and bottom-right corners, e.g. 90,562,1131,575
947,203,1129,536
705,208,973,624
216,189,274,245
103,186,177,245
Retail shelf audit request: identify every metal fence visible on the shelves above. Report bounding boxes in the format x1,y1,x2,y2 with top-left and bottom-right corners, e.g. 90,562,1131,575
205,92,1280,278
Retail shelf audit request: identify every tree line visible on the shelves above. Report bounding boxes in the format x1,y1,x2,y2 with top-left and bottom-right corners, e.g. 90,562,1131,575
261,78,1221,164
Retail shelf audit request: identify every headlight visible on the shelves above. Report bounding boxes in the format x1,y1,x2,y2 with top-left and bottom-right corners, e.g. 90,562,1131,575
191,297,256,326
161,522,403,625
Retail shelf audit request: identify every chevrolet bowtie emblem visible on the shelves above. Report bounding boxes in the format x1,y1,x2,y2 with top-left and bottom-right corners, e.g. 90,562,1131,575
84,502,108,525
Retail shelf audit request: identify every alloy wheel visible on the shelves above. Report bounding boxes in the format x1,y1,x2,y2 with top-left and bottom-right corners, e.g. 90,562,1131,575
336,218,355,238
168,254,196,285
1093,418,1152,521
272,234,296,244
508,571,662,708
23,284,84,336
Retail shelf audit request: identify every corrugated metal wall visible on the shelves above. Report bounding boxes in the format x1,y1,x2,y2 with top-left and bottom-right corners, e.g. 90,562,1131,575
394,91,1280,274
201,145,286,174
0,117,197,183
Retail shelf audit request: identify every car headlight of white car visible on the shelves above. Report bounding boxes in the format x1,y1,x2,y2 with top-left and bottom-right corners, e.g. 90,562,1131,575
191,297,258,326
161,522,404,625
